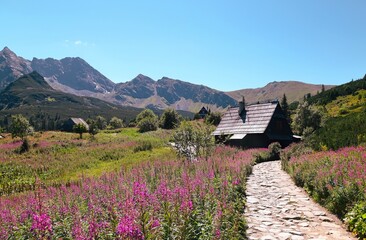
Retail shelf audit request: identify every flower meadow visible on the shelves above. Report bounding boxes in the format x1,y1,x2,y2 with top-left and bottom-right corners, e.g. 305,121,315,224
282,145,366,238
0,129,174,196
0,146,265,239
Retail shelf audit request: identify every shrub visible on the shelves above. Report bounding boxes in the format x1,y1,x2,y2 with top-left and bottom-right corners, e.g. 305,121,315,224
171,121,214,162
345,201,366,239
10,114,33,140
136,109,156,123
95,115,107,130
268,142,281,159
18,138,30,153
159,109,180,129
205,112,222,126
137,117,158,133
73,123,87,139
292,102,323,135
136,110,158,133
88,121,99,138
109,117,124,129
254,142,281,163
133,141,153,152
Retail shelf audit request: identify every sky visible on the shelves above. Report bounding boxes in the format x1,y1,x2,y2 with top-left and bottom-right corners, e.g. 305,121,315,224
1,0,366,91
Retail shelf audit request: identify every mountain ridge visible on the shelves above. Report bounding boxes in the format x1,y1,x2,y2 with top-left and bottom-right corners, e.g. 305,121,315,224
0,71,152,126
227,80,335,105
0,47,336,111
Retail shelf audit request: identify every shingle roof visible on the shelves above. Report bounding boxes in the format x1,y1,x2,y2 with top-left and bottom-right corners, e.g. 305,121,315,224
212,102,278,136
70,118,89,127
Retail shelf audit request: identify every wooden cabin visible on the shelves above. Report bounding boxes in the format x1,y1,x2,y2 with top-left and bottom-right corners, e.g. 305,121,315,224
62,118,89,132
212,100,295,148
197,106,210,119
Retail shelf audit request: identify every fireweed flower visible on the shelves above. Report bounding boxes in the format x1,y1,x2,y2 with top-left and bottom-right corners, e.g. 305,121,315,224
116,216,143,239
31,213,53,235
151,219,160,228
0,145,266,238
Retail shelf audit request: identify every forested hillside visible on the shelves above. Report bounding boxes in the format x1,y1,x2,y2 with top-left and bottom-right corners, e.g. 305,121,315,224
295,75,366,150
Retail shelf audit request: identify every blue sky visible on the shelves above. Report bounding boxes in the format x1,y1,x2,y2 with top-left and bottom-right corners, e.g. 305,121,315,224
1,1,366,91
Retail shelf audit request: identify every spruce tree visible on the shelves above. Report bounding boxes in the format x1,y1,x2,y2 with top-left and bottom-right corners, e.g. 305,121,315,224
281,94,289,123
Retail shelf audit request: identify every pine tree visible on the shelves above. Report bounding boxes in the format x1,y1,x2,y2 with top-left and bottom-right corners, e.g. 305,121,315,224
281,94,289,123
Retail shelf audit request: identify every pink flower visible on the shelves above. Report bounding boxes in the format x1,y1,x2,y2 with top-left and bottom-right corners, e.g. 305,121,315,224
232,179,240,185
116,216,143,239
151,219,160,228
215,229,221,238
31,213,52,234
180,200,193,212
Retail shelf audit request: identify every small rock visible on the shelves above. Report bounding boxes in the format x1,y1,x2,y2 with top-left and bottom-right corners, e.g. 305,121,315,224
262,222,273,226
289,230,304,236
319,216,333,222
298,222,309,227
258,210,272,215
253,226,268,232
247,196,260,204
277,232,292,239
283,215,302,220
313,211,326,216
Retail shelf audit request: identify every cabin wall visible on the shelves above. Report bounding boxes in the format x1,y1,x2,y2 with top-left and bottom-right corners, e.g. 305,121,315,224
265,105,294,147
62,119,75,132
226,134,270,148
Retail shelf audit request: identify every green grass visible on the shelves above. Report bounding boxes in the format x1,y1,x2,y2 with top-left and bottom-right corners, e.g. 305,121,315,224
0,128,176,195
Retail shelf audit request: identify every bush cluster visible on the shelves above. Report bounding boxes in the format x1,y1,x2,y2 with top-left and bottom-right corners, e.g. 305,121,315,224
309,111,366,150
254,142,281,163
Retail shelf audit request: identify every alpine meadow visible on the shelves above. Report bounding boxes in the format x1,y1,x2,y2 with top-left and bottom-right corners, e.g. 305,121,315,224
1,1,366,239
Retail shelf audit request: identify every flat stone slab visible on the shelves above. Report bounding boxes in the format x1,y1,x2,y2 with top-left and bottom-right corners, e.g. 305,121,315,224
244,161,355,240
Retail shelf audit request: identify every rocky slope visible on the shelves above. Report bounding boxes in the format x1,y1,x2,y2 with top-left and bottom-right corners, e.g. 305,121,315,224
113,75,237,111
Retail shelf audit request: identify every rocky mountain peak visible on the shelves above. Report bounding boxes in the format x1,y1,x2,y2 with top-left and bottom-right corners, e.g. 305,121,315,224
0,46,29,65
1,46,15,56
0,47,32,90
131,74,155,84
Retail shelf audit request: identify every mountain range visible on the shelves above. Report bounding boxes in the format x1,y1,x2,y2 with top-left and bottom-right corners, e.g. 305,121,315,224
0,71,145,123
0,47,334,112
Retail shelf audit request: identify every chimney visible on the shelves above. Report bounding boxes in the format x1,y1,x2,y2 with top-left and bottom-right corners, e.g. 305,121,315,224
238,96,245,115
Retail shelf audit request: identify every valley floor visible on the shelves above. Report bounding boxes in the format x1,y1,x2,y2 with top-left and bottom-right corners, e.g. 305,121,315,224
245,161,355,240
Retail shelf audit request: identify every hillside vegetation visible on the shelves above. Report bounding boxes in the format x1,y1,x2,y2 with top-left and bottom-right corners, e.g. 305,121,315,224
299,75,366,151
325,89,366,117
308,75,366,106
283,74,366,238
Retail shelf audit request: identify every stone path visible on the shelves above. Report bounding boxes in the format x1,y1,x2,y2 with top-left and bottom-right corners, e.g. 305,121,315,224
245,161,355,240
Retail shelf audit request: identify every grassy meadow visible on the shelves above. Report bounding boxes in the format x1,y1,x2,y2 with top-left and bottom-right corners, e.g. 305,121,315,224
0,127,267,239
0,128,174,196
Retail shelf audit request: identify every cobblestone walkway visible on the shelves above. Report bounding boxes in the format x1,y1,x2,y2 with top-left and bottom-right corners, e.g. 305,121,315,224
245,161,355,240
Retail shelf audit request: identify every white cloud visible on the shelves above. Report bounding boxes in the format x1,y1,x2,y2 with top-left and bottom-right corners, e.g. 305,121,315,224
74,40,83,45
63,40,95,47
